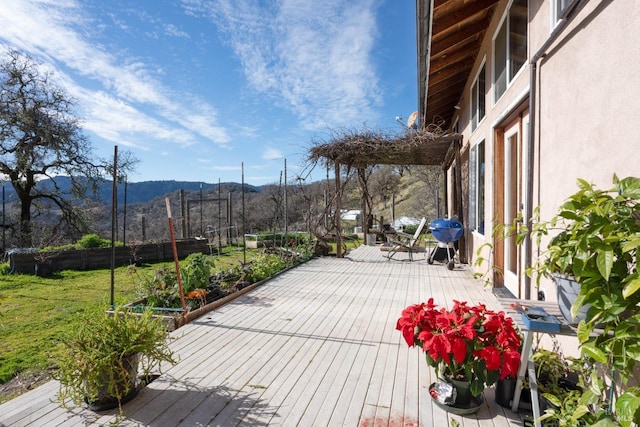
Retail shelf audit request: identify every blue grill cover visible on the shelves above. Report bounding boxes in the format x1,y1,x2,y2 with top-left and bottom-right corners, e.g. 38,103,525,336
429,218,463,243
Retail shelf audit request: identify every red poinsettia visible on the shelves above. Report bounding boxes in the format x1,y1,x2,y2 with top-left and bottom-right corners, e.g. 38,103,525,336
396,299,522,396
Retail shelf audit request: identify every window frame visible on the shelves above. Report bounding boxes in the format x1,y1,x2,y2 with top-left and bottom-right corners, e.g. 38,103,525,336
469,140,486,235
552,0,572,24
470,60,486,132
493,0,528,102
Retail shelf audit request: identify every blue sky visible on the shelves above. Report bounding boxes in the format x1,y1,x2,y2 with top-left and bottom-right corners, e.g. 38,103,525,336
0,0,417,186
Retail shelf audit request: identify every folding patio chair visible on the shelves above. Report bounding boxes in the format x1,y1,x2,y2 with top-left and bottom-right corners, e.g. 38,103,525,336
385,217,427,261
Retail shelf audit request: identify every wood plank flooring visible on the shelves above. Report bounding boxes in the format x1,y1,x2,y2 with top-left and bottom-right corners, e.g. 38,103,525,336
0,245,527,427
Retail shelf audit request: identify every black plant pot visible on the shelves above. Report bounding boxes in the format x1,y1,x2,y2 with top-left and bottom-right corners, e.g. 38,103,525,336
539,377,582,412
495,378,532,409
85,353,141,412
495,378,515,408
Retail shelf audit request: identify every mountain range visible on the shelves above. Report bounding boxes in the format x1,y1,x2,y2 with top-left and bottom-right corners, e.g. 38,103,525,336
1,177,261,205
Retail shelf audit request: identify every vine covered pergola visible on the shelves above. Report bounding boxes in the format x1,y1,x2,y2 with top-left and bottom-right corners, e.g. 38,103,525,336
307,127,463,257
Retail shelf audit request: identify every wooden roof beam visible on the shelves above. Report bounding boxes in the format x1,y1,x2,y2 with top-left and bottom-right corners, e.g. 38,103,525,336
429,40,481,74
431,16,492,52
432,0,499,34
428,57,476,86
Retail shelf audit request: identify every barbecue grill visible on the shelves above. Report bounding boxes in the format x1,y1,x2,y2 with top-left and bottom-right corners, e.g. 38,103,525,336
427,218,463,270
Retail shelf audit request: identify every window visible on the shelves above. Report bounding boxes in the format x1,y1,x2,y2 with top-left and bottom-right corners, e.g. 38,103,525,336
494,0,528,101
471,63,486,131
553,0,572,23
469,140,486,235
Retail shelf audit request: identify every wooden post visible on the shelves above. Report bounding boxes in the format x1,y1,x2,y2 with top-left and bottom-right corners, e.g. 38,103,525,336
180,189,187,238
454,137,466,263
359,168,368,234
334,162,342,258
110,146,117,309
165,197,187,318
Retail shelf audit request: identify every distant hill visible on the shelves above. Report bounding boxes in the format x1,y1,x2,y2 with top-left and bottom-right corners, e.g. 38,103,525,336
95,179,261,204
2,177,261,205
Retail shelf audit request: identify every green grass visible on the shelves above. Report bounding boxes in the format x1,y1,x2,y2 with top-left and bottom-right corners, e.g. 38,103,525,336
0,242,358,403
0,267,137,383
0,247,262,402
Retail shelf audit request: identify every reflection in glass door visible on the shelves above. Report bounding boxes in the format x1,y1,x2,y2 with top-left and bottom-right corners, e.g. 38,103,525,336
503,124,520,296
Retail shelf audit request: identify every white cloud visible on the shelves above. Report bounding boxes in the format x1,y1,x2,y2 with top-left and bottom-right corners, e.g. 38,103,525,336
262,147,284,160
208,165,243,171
0,0,231,149
164,23,189,38
185,0,382,131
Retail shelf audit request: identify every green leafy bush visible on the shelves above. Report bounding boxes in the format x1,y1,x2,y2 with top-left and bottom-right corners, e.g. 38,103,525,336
182,253,215,294
137,266,181,308
0,262,10,275
75,234,111,249
248,252,287,282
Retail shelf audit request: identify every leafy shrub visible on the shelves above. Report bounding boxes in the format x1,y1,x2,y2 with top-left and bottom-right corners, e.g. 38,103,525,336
248,252,287,282
137,266,181,308
211,264,246,289
182,253,215,294
0,262,10,275
75,234,111,249
135,253,215,308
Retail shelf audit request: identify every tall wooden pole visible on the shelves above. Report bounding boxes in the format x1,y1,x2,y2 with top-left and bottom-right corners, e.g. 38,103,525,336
284,158,288,239
110,146,117,309
334,162,342,258
218,178,222,254
166,197,187,316
242,163,246,265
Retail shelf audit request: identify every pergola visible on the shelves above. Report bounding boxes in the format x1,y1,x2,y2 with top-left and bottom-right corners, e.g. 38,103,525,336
308,128,464,257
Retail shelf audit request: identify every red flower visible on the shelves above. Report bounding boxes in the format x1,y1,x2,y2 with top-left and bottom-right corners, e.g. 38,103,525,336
500,349,522,379
396,303,427,347
396,299,522,390
476,345,502,371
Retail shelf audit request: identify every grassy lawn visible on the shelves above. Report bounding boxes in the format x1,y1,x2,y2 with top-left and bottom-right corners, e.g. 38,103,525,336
0,247,260,403
0,240,364,404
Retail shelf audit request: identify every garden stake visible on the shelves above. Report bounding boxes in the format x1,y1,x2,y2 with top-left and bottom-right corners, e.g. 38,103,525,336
165,197,187,321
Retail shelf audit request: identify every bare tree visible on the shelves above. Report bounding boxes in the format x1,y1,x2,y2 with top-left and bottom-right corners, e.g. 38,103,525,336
370,165,401,210
0,49,135,246
410,165,444,220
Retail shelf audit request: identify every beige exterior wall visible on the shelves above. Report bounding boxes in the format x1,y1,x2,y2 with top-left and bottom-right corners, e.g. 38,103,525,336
448,0,639,306
533,0,640,302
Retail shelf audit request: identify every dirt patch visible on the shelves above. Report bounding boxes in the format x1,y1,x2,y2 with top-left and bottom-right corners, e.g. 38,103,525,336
0,368,53,404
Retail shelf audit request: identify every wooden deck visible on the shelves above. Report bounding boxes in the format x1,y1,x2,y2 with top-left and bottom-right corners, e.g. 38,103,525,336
0,245,527,427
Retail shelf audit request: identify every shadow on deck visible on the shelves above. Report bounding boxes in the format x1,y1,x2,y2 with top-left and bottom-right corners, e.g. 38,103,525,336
1,245,528,427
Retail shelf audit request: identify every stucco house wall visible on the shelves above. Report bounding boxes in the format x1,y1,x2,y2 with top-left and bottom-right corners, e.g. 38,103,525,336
444,0,638,304
531,0,640,300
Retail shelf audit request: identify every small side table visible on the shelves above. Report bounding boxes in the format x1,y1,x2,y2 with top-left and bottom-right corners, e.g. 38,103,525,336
496,298,577,427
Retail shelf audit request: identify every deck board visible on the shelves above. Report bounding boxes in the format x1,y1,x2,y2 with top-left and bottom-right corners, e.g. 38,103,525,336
0,245,527,427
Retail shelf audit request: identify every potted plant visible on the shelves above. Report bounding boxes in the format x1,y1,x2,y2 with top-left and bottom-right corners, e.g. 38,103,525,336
530,175,640,425
536,354,631,427
53,307,176,412
396,299,522,406
531,175,640,326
